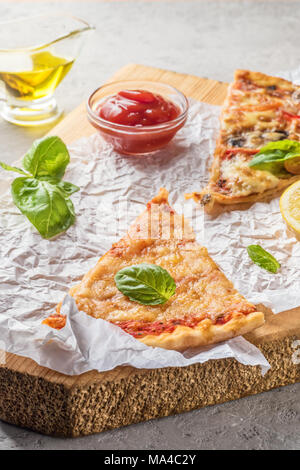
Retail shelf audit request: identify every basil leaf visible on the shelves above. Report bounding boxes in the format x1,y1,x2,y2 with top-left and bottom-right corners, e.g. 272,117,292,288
249,150,290,177
39,178,80,197
11,177,76,239
249,139,300,177
115,263,176,305
56,181,80,197
22,136,70,180
1,136,78,238
247,245,281,273
0,161,28,176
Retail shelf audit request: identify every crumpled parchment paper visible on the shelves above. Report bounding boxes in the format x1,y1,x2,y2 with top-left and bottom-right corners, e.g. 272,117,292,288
2,78,299,377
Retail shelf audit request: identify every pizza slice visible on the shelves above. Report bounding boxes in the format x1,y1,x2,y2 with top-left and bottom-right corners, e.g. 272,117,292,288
187,70,300,212
44,188,264,351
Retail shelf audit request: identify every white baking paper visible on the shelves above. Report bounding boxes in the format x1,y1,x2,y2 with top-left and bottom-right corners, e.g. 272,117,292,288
2,83,299,377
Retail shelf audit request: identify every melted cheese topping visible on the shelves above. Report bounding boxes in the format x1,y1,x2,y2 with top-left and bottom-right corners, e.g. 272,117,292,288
222,130,289,149
229,89,283,108
220,70,300,141
68,191,254,325
221,108,281,133
220,155,279,196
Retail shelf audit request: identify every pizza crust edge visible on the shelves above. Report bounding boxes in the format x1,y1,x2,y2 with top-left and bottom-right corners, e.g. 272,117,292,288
187,174,300,213
234,69,296,90
140,310,264,351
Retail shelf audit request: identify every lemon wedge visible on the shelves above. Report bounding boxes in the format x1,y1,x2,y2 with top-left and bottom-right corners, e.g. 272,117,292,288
280,180,300,235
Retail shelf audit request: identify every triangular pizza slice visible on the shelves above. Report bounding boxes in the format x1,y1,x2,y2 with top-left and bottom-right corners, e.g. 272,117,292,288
187,70,300,212
44,188,264,350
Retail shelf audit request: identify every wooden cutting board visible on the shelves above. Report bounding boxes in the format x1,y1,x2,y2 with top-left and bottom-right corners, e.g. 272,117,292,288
0,64,299,437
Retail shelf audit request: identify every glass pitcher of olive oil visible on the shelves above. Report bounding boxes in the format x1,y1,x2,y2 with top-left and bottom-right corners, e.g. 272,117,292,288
0,14,94,126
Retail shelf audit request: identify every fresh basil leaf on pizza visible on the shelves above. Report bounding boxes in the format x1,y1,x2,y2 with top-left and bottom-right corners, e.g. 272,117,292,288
44,188,264,351
115,263,176,306
249,139,300,177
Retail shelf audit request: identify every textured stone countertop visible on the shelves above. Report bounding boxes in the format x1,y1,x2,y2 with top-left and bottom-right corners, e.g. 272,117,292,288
0,0,299,450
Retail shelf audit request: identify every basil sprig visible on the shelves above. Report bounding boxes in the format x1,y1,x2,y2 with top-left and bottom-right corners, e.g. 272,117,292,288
247,245,281,273
115,263,176,305
249,139,300,177
0,136,79,239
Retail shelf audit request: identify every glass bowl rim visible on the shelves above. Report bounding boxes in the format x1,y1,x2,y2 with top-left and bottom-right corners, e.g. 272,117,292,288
86,80,189,133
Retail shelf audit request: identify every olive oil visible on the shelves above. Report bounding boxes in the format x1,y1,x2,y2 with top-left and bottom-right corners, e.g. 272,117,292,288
0,51,74,101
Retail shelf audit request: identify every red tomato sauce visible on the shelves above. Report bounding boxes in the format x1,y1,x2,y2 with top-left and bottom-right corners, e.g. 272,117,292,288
99,89,180,127
113,314,239,338
214,313,232,325
44,308,254,337
282,110,300,120
113,317,204,338
223,148,259,160
42,313,66,330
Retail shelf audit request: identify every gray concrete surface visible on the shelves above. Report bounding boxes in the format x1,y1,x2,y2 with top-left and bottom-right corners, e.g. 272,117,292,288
0,0,299,450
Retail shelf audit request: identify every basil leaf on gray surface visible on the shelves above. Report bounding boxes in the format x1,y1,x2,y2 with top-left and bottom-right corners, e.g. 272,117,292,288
0,136,78,239
115,263,176,305
247,245,281,273
249,139,300,177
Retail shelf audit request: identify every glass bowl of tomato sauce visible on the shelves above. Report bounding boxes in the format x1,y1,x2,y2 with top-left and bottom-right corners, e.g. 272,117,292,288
86,80,189,155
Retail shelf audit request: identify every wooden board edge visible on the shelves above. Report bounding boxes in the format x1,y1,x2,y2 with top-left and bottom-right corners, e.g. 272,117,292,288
0,332,298,437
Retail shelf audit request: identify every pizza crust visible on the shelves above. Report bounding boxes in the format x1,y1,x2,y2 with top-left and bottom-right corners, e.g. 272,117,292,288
46,188,265,351
140,311,264,350
234,69,296,91
188,174,300,214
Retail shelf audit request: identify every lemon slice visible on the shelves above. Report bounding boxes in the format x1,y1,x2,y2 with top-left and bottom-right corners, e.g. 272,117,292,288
280,180,300,235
